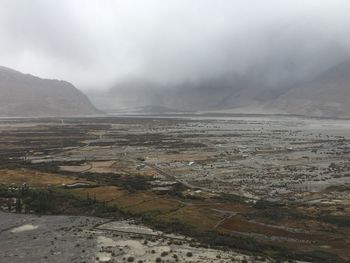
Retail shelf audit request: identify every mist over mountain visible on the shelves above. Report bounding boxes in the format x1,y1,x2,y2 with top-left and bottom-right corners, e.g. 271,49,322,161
86,17,350,117
88,56,350,117
269,59,350,117
0,66,100,117
1,1,350,118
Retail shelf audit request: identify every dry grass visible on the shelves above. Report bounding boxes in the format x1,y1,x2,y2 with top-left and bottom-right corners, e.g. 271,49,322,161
109,191,158,210
218,216,327,241
126,197,182,214
0,169,78,187
71,187,182,216
159,205,221,230
69,186,126,202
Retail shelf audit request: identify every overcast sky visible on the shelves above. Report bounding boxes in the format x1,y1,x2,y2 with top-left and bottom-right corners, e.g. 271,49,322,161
1,0,350,90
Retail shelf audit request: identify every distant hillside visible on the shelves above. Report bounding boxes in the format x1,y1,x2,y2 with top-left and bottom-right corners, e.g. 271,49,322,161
88,73,293,113
269,60,350,117
0,66,101,117
88,60,350,118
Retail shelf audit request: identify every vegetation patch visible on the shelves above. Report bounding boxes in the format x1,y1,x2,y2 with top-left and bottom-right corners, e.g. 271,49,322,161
0,169,80,187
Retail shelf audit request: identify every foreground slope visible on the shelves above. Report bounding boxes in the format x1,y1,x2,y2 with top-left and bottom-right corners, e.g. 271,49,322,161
0,66,101,117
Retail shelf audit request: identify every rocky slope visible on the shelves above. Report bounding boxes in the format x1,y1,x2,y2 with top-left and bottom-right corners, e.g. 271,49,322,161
269,60,350,118
0,66,101,117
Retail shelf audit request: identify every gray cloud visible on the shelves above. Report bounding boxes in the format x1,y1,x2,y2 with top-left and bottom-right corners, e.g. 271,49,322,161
0,0,350,90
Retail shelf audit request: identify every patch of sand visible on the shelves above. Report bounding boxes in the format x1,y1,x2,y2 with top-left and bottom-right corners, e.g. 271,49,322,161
115,240,146,256
10,224,38,233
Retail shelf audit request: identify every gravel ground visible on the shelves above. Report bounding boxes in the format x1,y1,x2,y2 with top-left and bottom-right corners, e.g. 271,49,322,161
0,211,106,263
0,211,264,263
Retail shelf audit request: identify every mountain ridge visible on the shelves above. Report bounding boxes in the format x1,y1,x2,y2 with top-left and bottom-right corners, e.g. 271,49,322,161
0,66,101,117
88,59,350,118
268,59,350,117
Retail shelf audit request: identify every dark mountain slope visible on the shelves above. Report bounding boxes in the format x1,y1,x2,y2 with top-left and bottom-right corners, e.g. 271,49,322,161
0,66,101,117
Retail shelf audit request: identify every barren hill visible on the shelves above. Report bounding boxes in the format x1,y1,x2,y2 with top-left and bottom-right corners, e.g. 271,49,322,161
0,66,101,117
269,60,350,117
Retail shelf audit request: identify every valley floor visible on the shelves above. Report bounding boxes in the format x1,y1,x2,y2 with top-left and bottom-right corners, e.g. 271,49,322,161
0,115,349,262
